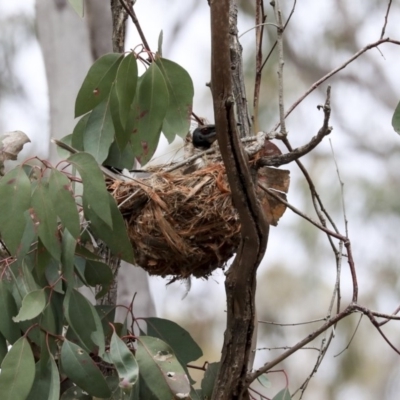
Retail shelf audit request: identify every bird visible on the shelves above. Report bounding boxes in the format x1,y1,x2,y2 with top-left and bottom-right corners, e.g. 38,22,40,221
192,124,217,150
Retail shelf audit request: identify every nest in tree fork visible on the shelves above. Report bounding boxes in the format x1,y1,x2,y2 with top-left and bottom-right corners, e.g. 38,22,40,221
106,148,290,279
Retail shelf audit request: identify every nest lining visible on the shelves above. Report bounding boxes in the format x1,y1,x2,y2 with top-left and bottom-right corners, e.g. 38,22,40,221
108,163,241,278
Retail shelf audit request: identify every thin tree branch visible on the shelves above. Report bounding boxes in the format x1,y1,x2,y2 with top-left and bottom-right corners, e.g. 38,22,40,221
272,38,400,131
119,0,151,52
260,0,297,73
380,0,393,40
272,0,287,135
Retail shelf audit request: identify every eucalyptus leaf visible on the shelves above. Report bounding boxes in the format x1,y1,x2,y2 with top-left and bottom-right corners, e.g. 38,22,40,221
115,52,138,130
136,336,191,400
272,387,292,400
83,193,134,263
61,340,111,398
48,169,80,239
60,386,92,400
84,259,113,287
0,337,35,400
155,57,194,142
0,167,31,254
104,140,136,170
61,229,77,286
26,358,60,400
71,113,90,151
75,53,123,117
392,100,400,134
110,332,139,388
0,280,21,344
201,362,219,399
83,96,115,164
13,289,47,322
125,63,169,165
31,180,61,261
0,332,8,365
64,288,105,355
14,210,37,268
68,152,112,228
145,317,202,378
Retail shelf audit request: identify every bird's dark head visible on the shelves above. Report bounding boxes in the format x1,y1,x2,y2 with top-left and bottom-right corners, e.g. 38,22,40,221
192,125,217,150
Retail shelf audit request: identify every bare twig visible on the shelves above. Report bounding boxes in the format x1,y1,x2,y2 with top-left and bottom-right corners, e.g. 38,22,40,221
272,0,287,135
258,184,346,242
258,317,328,326
380,0,393,39
330,140,349,237
252,0,266,134
378,304,400,326
260,0,297,73
119,0,151,53
272,38,400,132
334,314,363,357
247,306,354,384
258,87,332,167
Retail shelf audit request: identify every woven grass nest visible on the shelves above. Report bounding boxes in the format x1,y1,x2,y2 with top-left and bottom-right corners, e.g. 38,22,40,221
107,148,289,280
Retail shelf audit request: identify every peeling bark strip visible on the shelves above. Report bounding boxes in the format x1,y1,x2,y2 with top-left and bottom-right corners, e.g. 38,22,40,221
210,1,269,399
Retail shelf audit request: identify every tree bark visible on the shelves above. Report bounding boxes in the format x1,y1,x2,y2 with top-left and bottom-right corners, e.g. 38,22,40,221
210,1,269,399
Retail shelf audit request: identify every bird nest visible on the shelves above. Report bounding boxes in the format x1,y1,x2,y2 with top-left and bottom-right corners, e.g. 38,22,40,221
107,151,289,279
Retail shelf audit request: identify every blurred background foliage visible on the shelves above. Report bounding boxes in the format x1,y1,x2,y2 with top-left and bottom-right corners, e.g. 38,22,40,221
1,0,400,399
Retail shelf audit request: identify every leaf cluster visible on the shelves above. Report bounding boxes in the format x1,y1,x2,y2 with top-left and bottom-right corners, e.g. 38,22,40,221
72,52,194,167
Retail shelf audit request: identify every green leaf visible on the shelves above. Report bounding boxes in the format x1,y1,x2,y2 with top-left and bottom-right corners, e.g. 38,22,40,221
145,317,202,367
392,100,400,134
64,288,105,354
60,386,91,400
0,337,35,400
13,289,47,322
0,167,31,254
61,340,111,398
116,52,138,131
56,134,74,159
126,63,169,165
0,332,8,365
26,358,60,400
71,113,90,151
136,336,191,400
84,259,113,286
75,53,123,118
14,210,37,268
95,305,116,341
201,362,219,398
0,281,21,344
110,331,139,389
110,83,126,150
272,387,292,400
104,140,136,170
155,57,194,143
190,387,202,400
83,193,134,263
31,181,61,261
68,0,84,17
48,169,80,239
257,374,271,388
68,152,112,228
83,96,115,164
61,229,77,286
45,260,64,294
157,30,163,56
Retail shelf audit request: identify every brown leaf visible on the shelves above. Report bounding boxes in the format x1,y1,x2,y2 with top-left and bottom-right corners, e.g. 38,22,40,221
256,167,290,226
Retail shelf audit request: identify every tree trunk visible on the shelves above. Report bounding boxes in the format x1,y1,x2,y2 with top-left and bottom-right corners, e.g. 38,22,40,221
210,1,269,398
